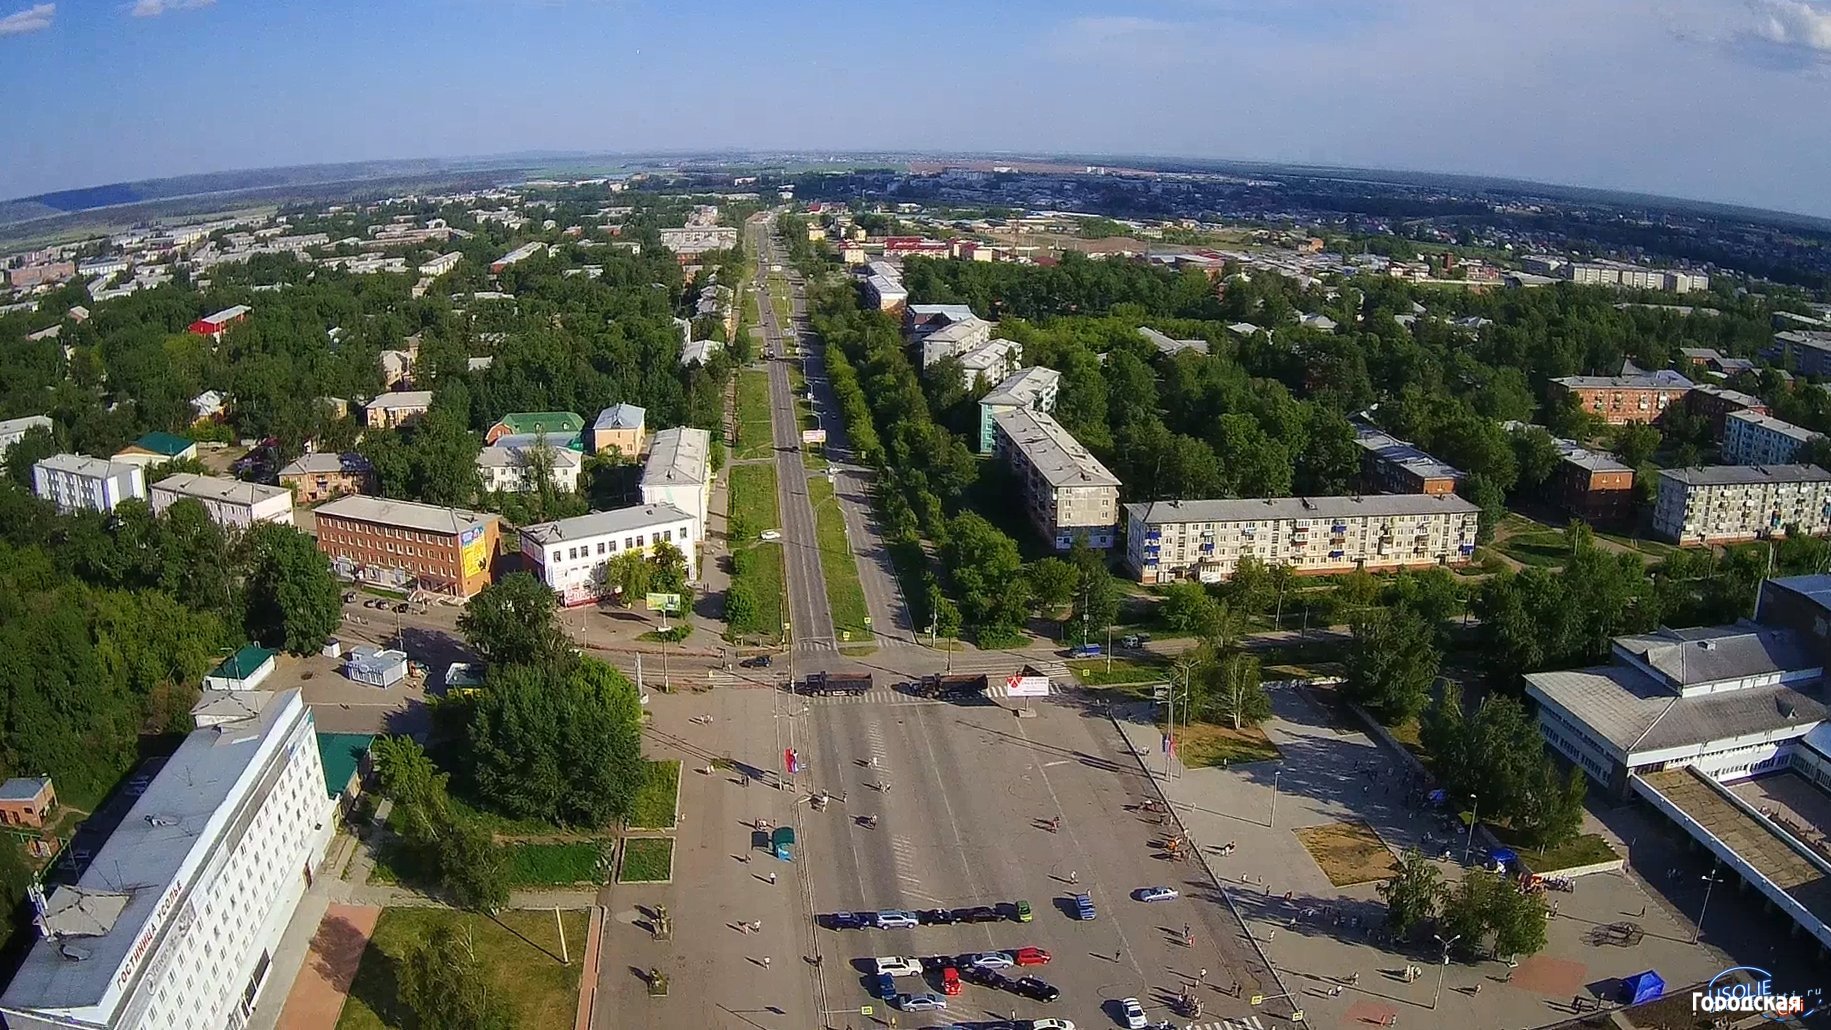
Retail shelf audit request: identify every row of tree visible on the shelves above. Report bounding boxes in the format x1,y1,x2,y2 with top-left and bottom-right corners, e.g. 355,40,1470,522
1379,850,1549,961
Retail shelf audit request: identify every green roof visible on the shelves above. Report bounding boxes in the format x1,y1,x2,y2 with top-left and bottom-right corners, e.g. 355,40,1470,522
316,732,374,797
211,644,275,681
495,412,584,435
132,431,194,456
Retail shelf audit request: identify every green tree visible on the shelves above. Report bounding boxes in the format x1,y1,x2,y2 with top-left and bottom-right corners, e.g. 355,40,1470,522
1207,650,1270,729
466,658,645,826
1025,557,1078,613
1489,881,1550,960
459,572,569,668
1510,426,1564,493
438,817,510,913
648,539,689,596
723,581,758,635
1070,550,1121,643
608,550,654,606
240,523,342,654
1160,581,1220,634
1610,421,1662,469
400,925,517,1030
1377,848,1443,938
1439,867,1507,956
4,425,58,490
1459,471,1508,544
1345,604,1440,723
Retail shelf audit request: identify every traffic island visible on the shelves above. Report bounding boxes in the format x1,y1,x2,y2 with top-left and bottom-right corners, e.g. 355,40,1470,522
616,837,675,884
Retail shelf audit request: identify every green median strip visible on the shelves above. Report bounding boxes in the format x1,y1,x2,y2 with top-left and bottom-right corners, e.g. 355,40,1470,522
808,476,871,646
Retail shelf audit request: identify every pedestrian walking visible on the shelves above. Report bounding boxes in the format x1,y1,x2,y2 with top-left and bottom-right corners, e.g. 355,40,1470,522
1199,968,1208,983
1114,949,1122,962
763,956,771,969
768,871,777,885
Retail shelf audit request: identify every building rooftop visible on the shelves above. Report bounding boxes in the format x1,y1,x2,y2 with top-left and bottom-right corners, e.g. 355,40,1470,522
991,407,1120,488
0,777,50,802
125,431,193,456
210,644,275,682
1614,625,1819,689
477,441,583,469
1728,410,1822,445
1550,436,1632,473
366,390,435,410
1660,464,1831,487
314,495,497,536
981,366,1062,408
1552,369,1695,390
907,303,977,325
643,427,711,487
521,502,693,546
151,472,289,508
345,646,406,677
1526,665,1826,756
593,403,647,431
0,690,304,1015
491,411,584,436
1690,384,1765,408
1351,420,1465,483
316,733,373,798
279,452,372,477
36,453,137,479
1126,493,1479,526
1137,326,1210,357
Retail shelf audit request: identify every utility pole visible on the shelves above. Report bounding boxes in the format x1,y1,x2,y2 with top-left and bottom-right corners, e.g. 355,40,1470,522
1431,934,1460,1009
1463,793,1479,865
1270,765,1282,828
1693,865,1721,945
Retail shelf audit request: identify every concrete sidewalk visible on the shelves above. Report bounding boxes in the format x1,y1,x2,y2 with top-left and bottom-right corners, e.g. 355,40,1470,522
273,904,380,1030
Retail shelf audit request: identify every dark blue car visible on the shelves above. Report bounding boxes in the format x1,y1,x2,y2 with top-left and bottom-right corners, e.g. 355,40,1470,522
875,973,898,999
826,911,869,930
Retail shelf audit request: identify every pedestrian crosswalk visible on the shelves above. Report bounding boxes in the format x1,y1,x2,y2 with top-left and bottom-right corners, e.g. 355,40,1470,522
697,671,1059,703
1186,1018,1265,1030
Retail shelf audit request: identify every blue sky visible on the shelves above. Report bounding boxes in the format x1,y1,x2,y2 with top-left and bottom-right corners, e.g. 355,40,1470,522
4,0,1831,216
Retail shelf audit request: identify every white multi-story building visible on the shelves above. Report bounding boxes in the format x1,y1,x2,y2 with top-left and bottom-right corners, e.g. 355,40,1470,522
475,438,583,494
520,502,698,605
978,367,1061,453
990,407,1120,550
32,453,146,514
640,427,711,531
954,338,1024,391
418,252,462,276
0,414,52,458
1123,494,1480,584
151,473,294,529
1723,410,1823,466
658,226,738,255
1653,464,1831,544
0,689,335,1030
919,317,995,369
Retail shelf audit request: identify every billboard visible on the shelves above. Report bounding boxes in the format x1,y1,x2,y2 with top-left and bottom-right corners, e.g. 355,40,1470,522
645,592,682,613
459,524,490,577
801,428,827,445
1005,674,1051,697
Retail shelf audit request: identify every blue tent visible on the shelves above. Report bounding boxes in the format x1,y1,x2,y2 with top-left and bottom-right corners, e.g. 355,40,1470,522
1623,970,1665,1004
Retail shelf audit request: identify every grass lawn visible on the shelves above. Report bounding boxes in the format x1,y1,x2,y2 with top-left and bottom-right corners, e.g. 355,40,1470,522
1069,656,1170,685
505,841,608,886
336,908,587,1030
728,463,781,534
769,277,792,322
1496,530,1570,568
1296,820,1399,886
1165,719,1282,767
618,837,675,883
1493,827,1620,873
807,477,871,642
628,759,680,829
735,371,774,458
726,542,785,644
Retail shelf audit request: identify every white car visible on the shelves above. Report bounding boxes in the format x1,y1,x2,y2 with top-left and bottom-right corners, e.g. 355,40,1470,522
1121,996,1149,1029
967,951,1014,969
759,530,782,541
873,956,923,977
1134,886,1179,902
1030,1021,1077,1030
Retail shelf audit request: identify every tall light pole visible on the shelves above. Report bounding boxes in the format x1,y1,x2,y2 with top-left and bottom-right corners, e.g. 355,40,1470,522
1693,865,1722,945
1269,765,1283,828
1431,934,1460,1008
1462,794,1479,865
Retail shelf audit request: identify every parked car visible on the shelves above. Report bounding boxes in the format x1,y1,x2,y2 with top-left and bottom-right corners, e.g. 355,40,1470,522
1012,946,1051,966
1133,886,1179,903
1120,633,1150,648
1011,976,1060,1002
954,905,1001,923
1067,643,1102,658
917,908,959,926
1121,997,1149,1029
740,654,773,669
875,973,898,999
960,964,1007,989
894,992,947,1012
967,951,1014,969
873,956,923,977
826,911,869,930
759,530,782,541
1072,892,1097,920
1029,1021,1077,1030
872,910,919,929
939,966,961,996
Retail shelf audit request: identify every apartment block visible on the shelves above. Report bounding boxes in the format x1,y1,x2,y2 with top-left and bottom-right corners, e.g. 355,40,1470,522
0,414,52,458
1685,384,1768,438
1351,420,1463,495
364,390,435,429
1548,369,1694,425
1723,410,1823,466
1547,437,1637,525
658,226,738,256
278,452,375,504
151,472,294,529
32,454,146,514
977,367,1061,453
640,426,712,532
314,495,500,596
990,407,1121,550
1779,330,1831,376
520,503,697,606
1123,494,1480,584
1652,464,1831,544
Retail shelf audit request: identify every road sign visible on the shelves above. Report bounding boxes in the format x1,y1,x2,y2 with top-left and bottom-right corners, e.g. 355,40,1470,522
859,1005,873,1016
864,616,872,628
645,592,682,613
1005,674,1050,697
802,428,827,445
1291,1010,1305,1022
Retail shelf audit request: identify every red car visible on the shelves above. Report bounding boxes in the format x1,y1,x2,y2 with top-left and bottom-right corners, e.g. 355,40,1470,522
1013,947,1052,966
940,966,962,996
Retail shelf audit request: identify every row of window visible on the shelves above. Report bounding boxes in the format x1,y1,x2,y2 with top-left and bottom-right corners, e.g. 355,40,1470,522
548,526,686,564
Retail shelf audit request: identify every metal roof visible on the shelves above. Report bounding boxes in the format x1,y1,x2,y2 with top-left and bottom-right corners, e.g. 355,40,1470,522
643,427,711,487
1137,326,1209,357
365,390,434,410
490,411,584,436
1351,420,1464,482
36,453,137,479
314,495,498,536
1127,494,1478,525
1659,464,1831,487
0,777,50,802
520,502,693,546
151,472,289,508
981,366,1061,408
1525,665,1825,756
991,407,1119,488
1552,369,1694,390
278,451,372,477
1728,410,1821,445
1614,625,1818,688
126,431,193,456
593,403,647,431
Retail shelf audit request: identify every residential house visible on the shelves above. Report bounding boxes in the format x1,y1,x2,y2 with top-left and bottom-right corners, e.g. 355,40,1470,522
364,391,435,429
151,473,294,529
484,411,584,445
519,503,698,605
589,403,647,458
278,452,375,503
111,431,196,468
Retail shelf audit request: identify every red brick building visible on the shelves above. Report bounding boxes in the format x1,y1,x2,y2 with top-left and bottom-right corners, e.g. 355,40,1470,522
1548,370,1694,425
1685,384,1768,439
1548,439,1637,525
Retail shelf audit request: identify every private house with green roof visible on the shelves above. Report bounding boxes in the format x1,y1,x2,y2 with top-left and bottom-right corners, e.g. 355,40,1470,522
111,431,196,469
484,411,584,444
202,644,277,691
316,733,375,803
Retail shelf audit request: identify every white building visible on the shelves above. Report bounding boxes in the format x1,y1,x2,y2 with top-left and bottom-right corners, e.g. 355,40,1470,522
1723,410,1823,466
520,502,698,605
475,437,584,494
954,338,1024,390
658,226,738,255
919,317,995,369
489,241,546,273
864,272,906,311
418,252,462,276
0,414,52,458
640,427,712,531
150,473,295,529
1137,326,1209,358
977,367,1061,453
1123,494,1481,584
1653,464,1831,544
990,407,1120,550
32,454,146,514
0,690,335,1030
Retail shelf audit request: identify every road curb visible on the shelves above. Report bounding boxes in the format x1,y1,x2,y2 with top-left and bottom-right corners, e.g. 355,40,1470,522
575,904,604,1030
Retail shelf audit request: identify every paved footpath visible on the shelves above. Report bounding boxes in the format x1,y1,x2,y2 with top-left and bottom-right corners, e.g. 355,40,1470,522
273,903,380,1030
1113,683,1730,1030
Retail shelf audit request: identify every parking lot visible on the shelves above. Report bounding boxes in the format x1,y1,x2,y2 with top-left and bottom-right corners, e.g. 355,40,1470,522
794,684,1270,1029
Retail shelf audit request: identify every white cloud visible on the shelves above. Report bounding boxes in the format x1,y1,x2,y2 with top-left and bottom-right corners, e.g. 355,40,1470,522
1745,0,1831,54
0,2,53,35
131,0,213,17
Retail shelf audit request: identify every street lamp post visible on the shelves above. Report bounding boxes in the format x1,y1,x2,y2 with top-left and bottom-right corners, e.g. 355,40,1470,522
1693,865,1722,945
1431,934,1461,1009
1462,794,1479,865
1269,766,1283,828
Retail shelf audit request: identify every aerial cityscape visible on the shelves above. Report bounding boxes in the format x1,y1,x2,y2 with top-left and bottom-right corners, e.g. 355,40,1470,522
3,3,1831,1030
